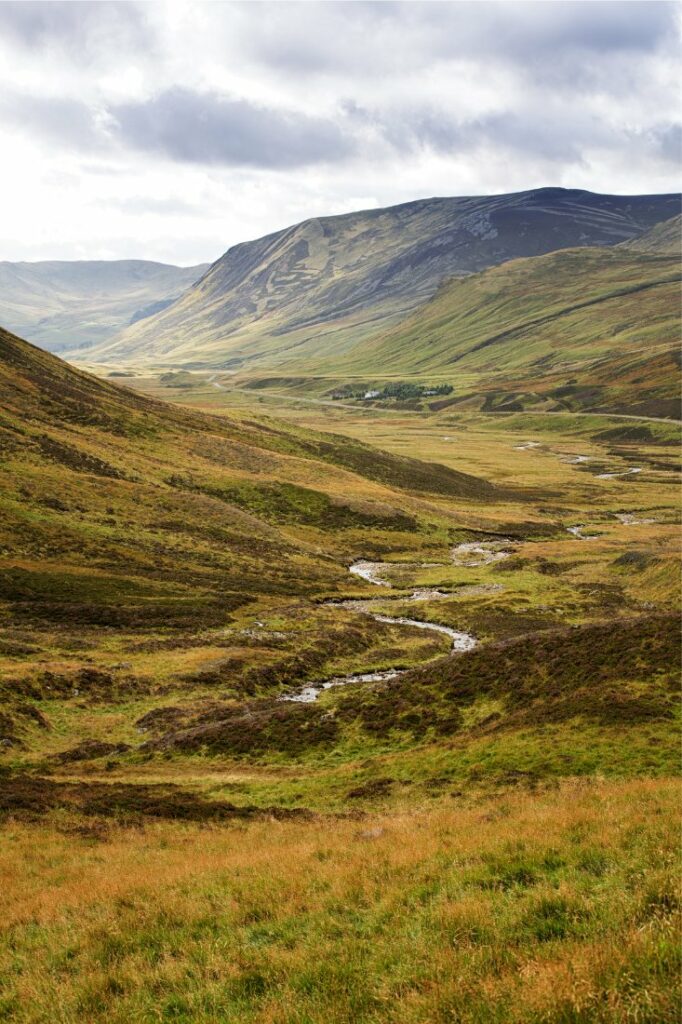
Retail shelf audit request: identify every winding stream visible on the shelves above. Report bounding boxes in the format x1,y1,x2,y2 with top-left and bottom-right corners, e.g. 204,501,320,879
566,525,599,540
597,467,643,479
280,544,515,702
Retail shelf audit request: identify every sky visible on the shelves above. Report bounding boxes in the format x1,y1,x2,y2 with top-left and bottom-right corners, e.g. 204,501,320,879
0,0,679,265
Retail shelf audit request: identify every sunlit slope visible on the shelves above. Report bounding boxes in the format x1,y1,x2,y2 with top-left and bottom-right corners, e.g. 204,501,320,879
331,247,680,413
0,259,209,353
0,326,497,626
619,213,681,256
82,188,679,369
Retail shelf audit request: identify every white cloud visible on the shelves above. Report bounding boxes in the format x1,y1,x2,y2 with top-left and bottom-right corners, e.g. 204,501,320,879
0,0,678,263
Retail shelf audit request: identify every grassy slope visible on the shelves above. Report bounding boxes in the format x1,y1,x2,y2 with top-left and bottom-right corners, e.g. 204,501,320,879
619,213,681,256
1,779,679,1024
1,330,680,1020
321,248,680,416
1,326,507,624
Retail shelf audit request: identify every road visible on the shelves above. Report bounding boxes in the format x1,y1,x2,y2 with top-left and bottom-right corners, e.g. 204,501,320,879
208,380,681,425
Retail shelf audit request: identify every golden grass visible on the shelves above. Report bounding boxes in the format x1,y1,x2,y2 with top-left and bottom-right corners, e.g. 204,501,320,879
1,778,680,1022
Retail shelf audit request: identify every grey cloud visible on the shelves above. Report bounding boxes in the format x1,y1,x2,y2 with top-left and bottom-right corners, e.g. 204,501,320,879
0,1,150,56
108,196,202,217
427,1,677,59
111,88,355,168
239,1,677,78
0,93,104,150
648,123,682,163
346,99,680,169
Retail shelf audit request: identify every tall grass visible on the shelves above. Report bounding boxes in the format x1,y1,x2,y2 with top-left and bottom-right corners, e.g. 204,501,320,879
1,778,679,1023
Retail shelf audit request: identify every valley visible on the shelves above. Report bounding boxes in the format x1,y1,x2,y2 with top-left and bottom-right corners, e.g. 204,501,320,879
1,325,679,1021
1,193,679,1024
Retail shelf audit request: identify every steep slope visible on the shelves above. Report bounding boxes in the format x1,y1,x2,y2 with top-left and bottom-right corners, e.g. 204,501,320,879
83,188,679,369
0,325,499,630
0,259,209,353
618,213,681,255
330,247,681,417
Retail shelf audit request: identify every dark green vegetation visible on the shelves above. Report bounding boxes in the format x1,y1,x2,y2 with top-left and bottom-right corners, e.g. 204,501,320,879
79,188,678,370
331,382,453,402
0,259,208,353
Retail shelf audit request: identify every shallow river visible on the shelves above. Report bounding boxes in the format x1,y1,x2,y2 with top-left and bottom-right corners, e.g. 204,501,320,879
279,546,507,702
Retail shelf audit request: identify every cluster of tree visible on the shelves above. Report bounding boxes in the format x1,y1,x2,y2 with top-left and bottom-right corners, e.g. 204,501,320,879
331,382,453,401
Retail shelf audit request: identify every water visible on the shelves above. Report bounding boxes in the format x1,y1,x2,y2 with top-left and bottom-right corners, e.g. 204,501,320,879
566,525,598,540
614,512,656,525
597,467,642,479
281,669,401,704
372,614,477,651
348,561,392,586
281,562,478,702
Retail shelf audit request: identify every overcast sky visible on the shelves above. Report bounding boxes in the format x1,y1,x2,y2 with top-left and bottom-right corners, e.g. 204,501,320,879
0,0,679,265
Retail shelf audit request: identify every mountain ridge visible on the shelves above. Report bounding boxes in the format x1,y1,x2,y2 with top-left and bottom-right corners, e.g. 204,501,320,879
77,187,680,369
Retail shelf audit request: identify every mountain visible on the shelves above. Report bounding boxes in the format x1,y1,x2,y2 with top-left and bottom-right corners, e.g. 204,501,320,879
0,259,209,353
618,213,681,256
80,188,679,369
325,245,681,418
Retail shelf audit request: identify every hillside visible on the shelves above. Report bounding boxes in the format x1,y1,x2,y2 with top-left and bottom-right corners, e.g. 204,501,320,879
0,324,501,633
327,246,681,417
618,213,681,255
0,259,209,353
80,188,679,369
2,324,680,1022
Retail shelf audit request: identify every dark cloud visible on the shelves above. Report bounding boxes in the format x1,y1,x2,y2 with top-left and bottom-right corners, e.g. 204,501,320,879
345,99,681,171
649,123,682,163
429,1,677,59
111,88,355,168
241,1,678,77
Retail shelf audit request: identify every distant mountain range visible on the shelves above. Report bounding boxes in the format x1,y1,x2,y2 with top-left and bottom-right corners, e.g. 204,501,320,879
0,259,209,353
79,187,679,369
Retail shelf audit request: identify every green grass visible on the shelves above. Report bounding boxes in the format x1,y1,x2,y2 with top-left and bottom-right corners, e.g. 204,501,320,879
0,779,679,1023
1,326,680,1021
316,248,680,417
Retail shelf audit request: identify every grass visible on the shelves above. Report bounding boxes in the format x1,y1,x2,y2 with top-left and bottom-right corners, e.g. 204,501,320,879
1,327,680,1021
0,779,679,1023
210,247,680,419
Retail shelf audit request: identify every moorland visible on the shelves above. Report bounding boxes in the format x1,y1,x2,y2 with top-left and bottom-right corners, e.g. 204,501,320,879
0,188,680,1024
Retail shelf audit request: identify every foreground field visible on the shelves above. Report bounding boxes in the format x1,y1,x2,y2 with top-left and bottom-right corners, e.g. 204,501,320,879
1,779,679,1024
